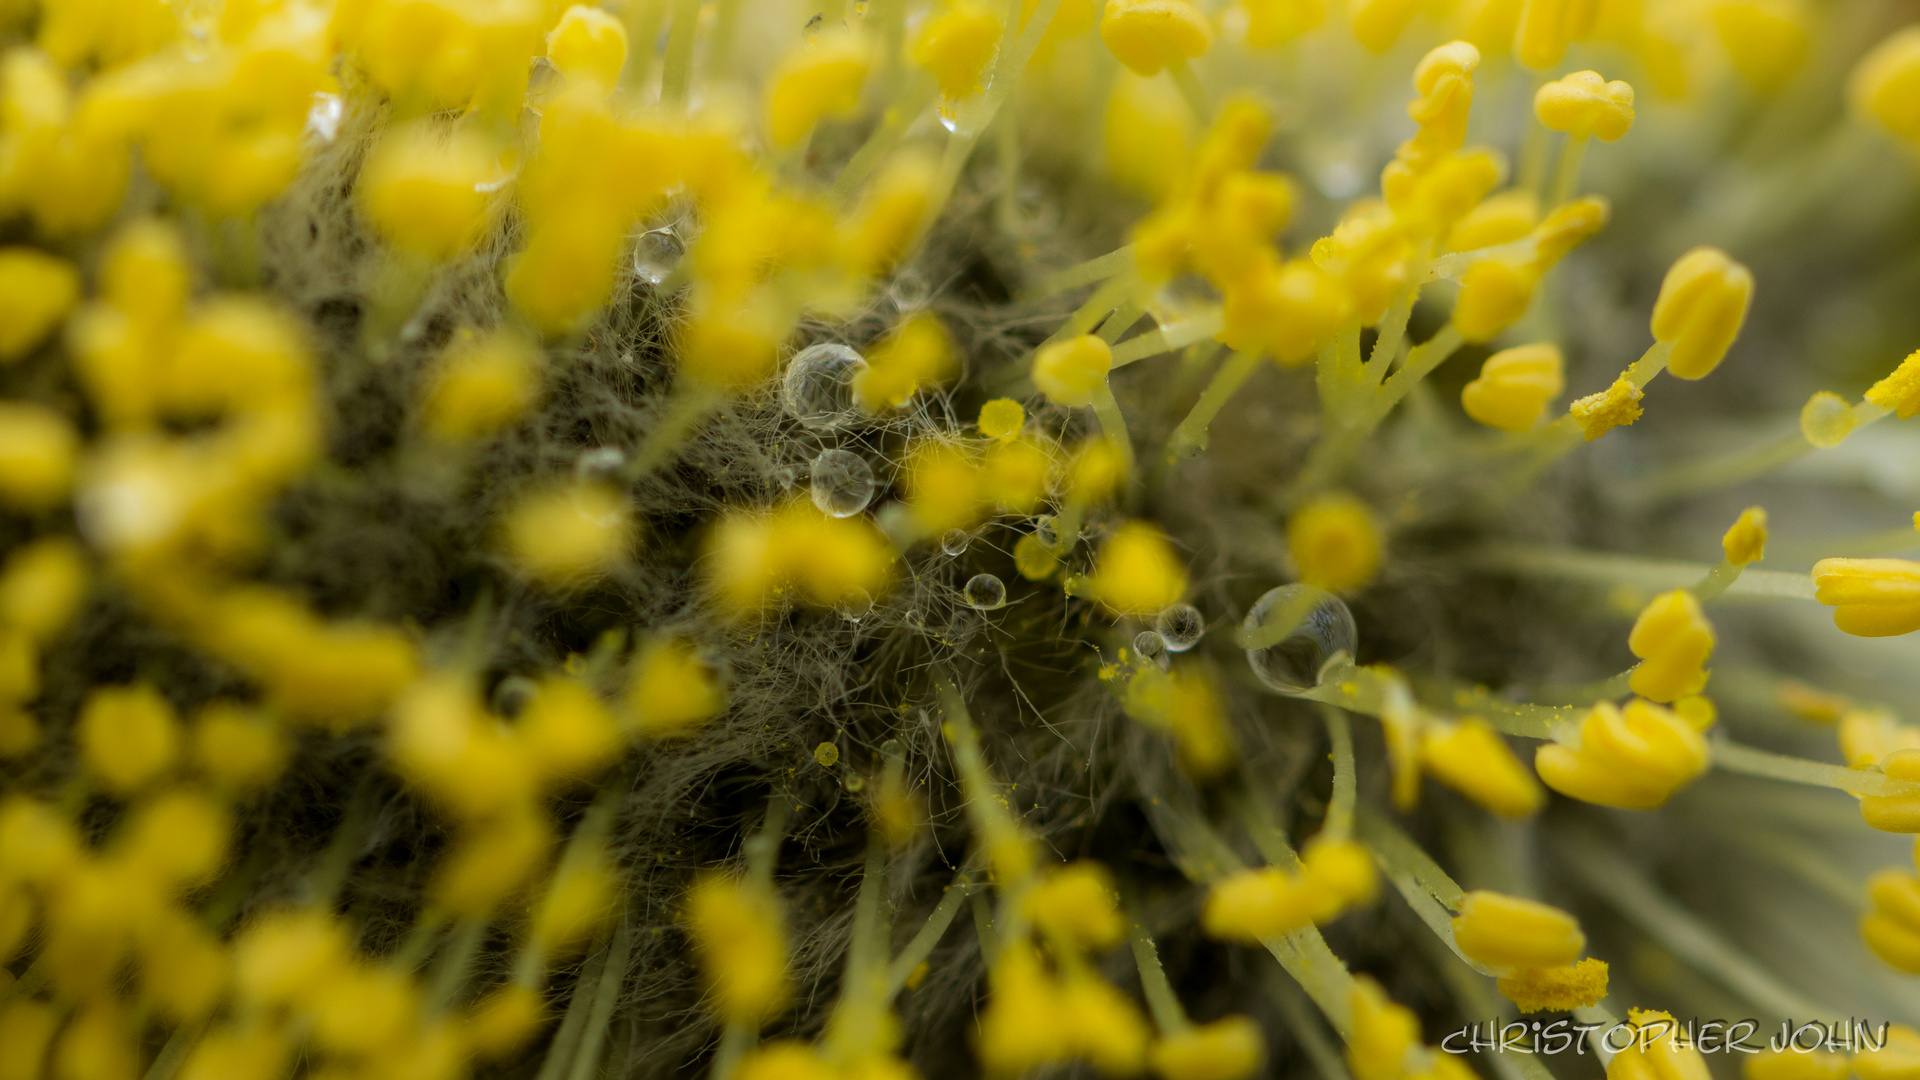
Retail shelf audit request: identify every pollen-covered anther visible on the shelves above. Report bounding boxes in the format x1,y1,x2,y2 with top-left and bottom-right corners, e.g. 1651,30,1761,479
1534,698,1711,809
1651,247,1754,379
1461,344,1564,432
1495,957,1609,1013
1534,70,1636,142
1099,0,1212,76
1627,589,1715,703
1864,349,1920,420
1568,376,1643,441
1811,557,1920,637
1451,890,1584,970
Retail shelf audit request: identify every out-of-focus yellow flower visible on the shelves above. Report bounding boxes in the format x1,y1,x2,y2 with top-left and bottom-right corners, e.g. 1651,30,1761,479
1287,492,1382,593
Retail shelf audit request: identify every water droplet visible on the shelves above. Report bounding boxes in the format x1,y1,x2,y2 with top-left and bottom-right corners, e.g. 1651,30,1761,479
810,449,876,518
1243,584,1356,693
964,574,1006,610
781,343,868,430
1156,603,1205,652
905,609,926,630
574,446,627,484
940,529,972,557
888,269,931,311
834,588,874,623
1132,630,1169,669
491,675,538,717
632,226,685,286
1800,390,1856,448
1031,514,1060,548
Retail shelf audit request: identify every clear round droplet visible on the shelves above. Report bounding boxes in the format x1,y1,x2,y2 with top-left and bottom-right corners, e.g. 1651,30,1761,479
940,529,972,557
781,343,868,430
905,609,926,631
888,269,931,311
1243,584,1357,693
1030,514,1060,548
964,573,1007,610
1156,603,1205,652
1132,630,1169,670
632,225,684,286
834,587,874,623
491,675,538,717
810,449,876,518
574,446,627,484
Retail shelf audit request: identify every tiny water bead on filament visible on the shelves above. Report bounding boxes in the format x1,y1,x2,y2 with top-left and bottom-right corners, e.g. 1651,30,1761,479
16,0,1920,1077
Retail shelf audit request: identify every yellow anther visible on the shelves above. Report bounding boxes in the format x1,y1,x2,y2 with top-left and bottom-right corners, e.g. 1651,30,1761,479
546,5,628,91
0,537,86,643
1240,0,1325,48
1856,1026,1920,1080
79,683,180,794
856,311,955,412
1800,390,1857,447
1863,866,1920,972
1494,957,1609,1012
1119,662,1235,776
520,677,621,783
1287,492,1383,593
979,399,1027,441
1346,978,1419,1080
191,702,288,793
846,153,938,277
1419,718,1545,818
1015,534,1060,580
1627,589,1715,703
1452,255,1537,343
120,788,231,890
1865,349,1920,419
232,909,351,1008
1148,1016,1265,1080
1026,861,1124,951
1451,890,1584,970
1609,1009,1712,1080
1839,707,1920,770
421,329,543,442
1300,837,1379,911
0,248,79,362
503,482,633,587
1099,0,1212,76
1812,558,1920,637
359,122,500,262
768,32,871,148
1720,507,1767,566
1673,694,1717,731
1745,1049,1851,1080
1089,521,1187,615
684,874,790,1024
1712,0,1811,93
978,943,1069,1074
1461,343,1564,432
735,1041,835,1080
1778,680,1848,725
1218,256,1353,365
1201,866,1320,940
1534,70,1635,142
1850,27,1920,145
984,436,1053,513
1404,42,1481,163
1349,0,1421,53
1382,149,1503,232
0,401,76,512
1104,72,1194,200
1513,0,1599,71
626,637,725,738
1529,195,1609,266
1060,975,1151,1075
913,2,1003,98
1032,334,1113,408
1447,189,1539,252
1310,201,1409,325
1650,247,1754,379
1534,699,1710,809
1568,376,1643,441
1068,436,1127,505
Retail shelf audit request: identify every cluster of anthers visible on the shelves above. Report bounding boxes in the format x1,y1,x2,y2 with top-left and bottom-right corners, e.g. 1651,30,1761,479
15,0,1920,1078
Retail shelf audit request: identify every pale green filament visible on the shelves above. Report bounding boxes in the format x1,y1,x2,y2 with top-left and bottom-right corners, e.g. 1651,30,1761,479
1165,349,1263,460
1129,917,1191,1033
1112,308,1226,368
1322,707,1356,843
1027,246,1136,301
887,875,971,995
660,0,702,107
